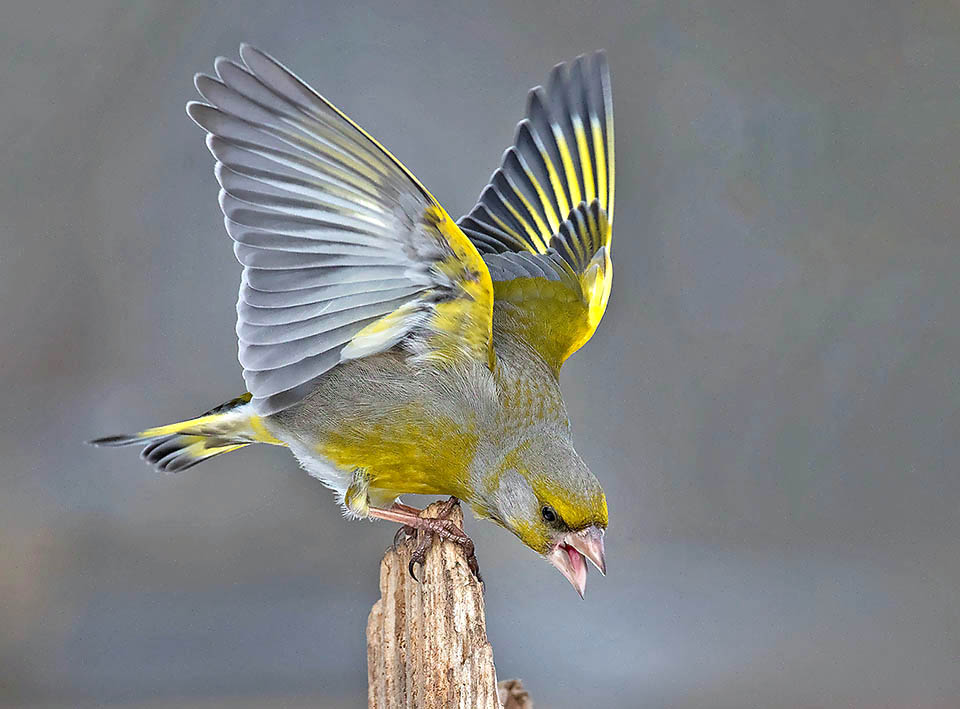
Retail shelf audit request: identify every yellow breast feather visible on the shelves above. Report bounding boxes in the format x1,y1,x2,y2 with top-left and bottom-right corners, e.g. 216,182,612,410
318,406,479,508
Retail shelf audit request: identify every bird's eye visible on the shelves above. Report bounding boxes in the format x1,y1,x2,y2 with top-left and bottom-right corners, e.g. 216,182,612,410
541,505,558,524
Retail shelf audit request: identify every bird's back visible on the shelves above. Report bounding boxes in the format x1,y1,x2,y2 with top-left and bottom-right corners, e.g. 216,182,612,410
262,312,567,508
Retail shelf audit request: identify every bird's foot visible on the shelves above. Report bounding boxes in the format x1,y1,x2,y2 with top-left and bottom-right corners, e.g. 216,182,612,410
371,497,481,583
406,499,481,583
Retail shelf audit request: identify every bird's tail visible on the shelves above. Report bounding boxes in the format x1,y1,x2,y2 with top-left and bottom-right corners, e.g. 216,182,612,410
89,393,285,472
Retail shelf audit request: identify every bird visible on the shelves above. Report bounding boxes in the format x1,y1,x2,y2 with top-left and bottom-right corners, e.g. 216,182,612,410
91,44,615,598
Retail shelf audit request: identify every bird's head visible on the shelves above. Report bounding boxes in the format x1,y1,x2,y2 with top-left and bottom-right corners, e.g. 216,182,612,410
480,435,607,597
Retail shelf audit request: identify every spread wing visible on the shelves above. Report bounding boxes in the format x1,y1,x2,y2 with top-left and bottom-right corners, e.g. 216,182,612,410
458,51,614,372
188,45,493,415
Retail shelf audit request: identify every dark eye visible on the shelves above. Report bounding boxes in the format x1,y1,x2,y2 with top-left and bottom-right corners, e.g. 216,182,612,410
541,505,558,524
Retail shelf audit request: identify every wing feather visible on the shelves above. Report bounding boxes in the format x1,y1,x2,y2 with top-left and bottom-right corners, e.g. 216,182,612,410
189,45,492,415
239,277,415,308
458,52,615,371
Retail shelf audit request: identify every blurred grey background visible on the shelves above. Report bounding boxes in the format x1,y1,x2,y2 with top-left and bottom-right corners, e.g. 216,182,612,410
1,1,958,707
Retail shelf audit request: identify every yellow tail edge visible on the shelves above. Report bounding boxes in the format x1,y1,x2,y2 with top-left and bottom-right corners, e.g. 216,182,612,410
89,393,284,473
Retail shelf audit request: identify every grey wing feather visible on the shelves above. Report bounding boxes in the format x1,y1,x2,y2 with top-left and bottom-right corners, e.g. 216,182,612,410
483,250,575,286
481,200,607,285
187,44,462,415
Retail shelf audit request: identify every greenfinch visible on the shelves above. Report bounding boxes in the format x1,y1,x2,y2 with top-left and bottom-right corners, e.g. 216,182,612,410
92,45,614,597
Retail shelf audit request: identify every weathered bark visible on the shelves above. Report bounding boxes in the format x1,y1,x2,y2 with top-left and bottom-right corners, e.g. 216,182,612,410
366,501,532,708
497,678,534,708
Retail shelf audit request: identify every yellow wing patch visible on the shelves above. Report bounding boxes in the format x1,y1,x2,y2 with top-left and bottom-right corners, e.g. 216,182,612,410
425,206,495,366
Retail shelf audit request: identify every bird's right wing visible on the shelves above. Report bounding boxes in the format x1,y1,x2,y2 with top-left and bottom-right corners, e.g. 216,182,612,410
458,52,614,373
188,45,493,416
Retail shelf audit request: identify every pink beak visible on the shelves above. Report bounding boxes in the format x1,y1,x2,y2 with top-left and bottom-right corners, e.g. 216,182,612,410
547,525,606,598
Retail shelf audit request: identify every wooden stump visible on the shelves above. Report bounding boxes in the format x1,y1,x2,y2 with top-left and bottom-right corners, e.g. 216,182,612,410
366,501,532,708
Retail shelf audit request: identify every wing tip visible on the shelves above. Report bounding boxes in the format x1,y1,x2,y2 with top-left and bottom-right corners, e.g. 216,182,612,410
238,42,260,60
526,85,549,113
185,99,214,128
239,42,280,74
213,55,234,76
193,71,221,101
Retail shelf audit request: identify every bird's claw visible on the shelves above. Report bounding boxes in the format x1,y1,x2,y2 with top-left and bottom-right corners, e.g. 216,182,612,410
388,497,482,584
392,524,415,551
407,529,434,582
467,554,482,583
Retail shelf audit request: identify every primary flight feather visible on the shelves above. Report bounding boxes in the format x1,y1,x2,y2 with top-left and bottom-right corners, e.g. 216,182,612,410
92,44,615,597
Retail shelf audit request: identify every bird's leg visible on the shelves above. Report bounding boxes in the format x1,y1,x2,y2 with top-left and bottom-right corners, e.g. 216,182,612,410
388,501,423,549
390,501,422,515
369,497,481,582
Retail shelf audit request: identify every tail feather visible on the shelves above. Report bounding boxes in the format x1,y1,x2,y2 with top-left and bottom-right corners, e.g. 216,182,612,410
89,393,283,473
138,434,249,473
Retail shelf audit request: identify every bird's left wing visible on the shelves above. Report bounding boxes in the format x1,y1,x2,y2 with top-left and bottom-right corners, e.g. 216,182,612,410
458,52,614,373
188,45,493,415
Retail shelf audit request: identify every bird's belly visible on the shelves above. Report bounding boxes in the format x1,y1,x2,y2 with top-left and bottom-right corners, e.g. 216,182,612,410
305,412,479,511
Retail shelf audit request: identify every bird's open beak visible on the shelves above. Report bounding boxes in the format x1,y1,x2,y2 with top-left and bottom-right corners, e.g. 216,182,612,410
547,525,606,598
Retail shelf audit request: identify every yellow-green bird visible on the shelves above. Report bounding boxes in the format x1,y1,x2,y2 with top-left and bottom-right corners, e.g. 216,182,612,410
92,44,615,597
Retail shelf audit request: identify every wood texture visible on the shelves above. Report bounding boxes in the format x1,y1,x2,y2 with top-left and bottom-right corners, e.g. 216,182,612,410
366,501,532,708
